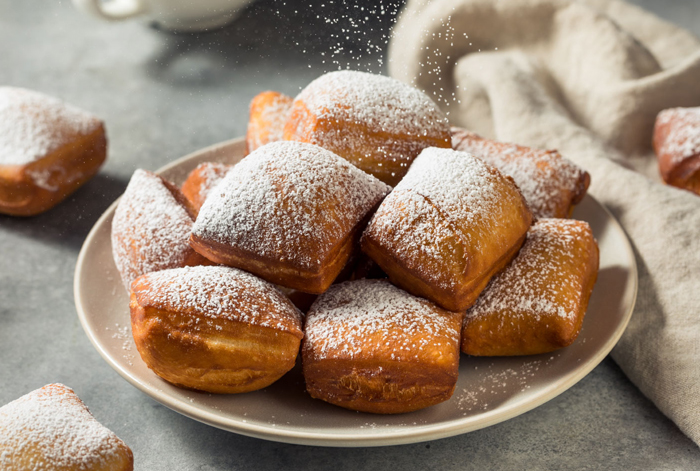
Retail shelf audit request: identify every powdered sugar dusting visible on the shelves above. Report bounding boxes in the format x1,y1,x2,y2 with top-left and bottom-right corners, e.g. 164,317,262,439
466,219,593,323
0,87,100,166
364,189,467,290
292,70,449,141
452,129,588,219
193,141,391,270
132,266,302,333
391,147,526,251
111,169,195,290
183,162,230,208
655,107,700,165
286,71,450,183
0,384,130,470
304,279,461,362
247,92,293,152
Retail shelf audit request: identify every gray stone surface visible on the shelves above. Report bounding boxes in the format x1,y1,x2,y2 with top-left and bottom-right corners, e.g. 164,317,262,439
1,0,699,469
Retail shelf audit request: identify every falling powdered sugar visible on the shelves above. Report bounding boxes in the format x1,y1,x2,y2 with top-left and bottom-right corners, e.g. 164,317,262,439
0,87,100,166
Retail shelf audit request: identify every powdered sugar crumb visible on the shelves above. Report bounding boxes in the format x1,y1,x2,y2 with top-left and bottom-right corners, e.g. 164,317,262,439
455,357,558,412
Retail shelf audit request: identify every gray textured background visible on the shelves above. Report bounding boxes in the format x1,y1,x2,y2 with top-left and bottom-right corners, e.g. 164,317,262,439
1,0,699,469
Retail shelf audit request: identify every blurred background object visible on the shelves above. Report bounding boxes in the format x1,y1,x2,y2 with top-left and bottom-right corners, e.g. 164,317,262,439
71,0,256,32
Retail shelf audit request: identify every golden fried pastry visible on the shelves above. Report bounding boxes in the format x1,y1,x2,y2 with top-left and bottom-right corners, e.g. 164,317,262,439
190,141,391,294
653,107,700,195
130,265,303,393
0,383,133,471
451,127,590,218
303,279,463,414
283,70,451,186
0,87,107,216
246,91,293,154
362,147,533,312
180,162,231,212
111,169,211,291
462,219,599,356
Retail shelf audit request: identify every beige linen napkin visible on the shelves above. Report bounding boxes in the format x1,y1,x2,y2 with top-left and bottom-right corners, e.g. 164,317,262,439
389,0,700,445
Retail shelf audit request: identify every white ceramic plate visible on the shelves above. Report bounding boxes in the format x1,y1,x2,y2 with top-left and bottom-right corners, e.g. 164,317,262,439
74,137,638,447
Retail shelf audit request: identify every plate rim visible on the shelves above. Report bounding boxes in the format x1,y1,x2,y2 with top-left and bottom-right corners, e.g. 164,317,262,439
74,137,638,447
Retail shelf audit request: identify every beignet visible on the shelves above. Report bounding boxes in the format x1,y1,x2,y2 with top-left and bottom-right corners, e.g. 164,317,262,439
0,383,133,471
283,70,452,186
653,107,700,195
303,279,463,414
190,141,391,294
246,91,293,154
180,161,231,212
130,265,304,394
362,147,533,312
111,169,210,291
0,87,107,216
451,127,590,218
461,219,599,356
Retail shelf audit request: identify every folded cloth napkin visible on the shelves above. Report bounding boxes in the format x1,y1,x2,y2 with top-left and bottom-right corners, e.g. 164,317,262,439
389,0,700,446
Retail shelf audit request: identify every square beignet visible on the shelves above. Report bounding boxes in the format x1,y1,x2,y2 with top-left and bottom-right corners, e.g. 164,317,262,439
283,70,452,186
451,127,590,218
361,147,533,312
653,107,700,196
130,265,304,394
190,140,391,294
0,87,107,216
246,91,293,154
0,384,133,471
461,219,599,356
302,279,463,414
111,169,211,291
180,161,231,213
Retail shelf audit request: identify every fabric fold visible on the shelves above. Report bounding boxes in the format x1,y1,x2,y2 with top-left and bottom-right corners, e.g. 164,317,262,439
389,0,700,446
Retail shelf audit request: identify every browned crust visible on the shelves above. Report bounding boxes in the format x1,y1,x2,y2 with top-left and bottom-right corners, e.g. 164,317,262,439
180,162,231,213
130,294,302,394
0,384,134,471
451,127,591,217
285,101,451,187
361,173,532,312
461,221,599,356
246,91,293,154
303,359,458,414
190,223,357,294
0,124,107,216
653,111,700,195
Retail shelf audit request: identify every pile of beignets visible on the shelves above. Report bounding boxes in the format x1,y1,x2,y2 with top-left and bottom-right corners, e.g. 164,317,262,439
112,70,599,414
